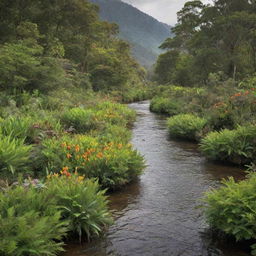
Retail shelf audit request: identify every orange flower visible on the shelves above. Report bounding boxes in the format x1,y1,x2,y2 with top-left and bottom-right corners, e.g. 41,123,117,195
75,145,80,152
118,143,123,149
97,152,103,158
62,166,69,172
67,145,71,150
61,142,67,148
66,153,72,159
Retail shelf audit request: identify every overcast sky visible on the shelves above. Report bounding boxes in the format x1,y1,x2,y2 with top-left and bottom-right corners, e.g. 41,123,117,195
121,0,212,25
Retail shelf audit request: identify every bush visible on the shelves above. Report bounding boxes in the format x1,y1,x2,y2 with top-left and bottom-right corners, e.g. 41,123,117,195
0,116,32,140
96,124,132,144
167,114,207,141
0,134,32,175
200,125,256,164
94,101,136,127
40,135,145,189
150,97,182,115
0,183,67,256
203,173,256,255
61,108,96,133
46,172,112,241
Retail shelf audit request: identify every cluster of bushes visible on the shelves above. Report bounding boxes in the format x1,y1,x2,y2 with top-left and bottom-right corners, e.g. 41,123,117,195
150,83,256,164
0,173,112,256
0,94,144,181
0,86,145,255
151,81,256,254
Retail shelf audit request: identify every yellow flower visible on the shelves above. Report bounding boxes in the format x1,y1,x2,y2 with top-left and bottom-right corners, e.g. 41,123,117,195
77,176,85,182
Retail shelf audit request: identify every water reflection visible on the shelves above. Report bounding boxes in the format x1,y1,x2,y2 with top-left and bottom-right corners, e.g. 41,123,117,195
64,101,249,256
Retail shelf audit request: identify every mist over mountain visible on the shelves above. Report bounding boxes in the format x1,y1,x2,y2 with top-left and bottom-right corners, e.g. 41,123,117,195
90,0,172,67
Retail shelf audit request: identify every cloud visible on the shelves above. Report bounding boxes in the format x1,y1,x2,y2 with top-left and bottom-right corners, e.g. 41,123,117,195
121,0,212,25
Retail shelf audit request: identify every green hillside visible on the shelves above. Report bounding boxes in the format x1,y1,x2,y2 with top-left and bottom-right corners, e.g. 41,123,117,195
90,0,171,67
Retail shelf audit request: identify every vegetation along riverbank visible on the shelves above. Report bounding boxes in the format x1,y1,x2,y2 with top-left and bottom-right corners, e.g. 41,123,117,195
0,0,148,255
150,0,256,254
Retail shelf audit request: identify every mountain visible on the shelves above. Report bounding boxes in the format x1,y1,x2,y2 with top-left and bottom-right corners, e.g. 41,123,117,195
90,0,171,68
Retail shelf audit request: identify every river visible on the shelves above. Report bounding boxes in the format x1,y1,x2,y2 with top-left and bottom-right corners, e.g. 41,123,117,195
64,101,249,256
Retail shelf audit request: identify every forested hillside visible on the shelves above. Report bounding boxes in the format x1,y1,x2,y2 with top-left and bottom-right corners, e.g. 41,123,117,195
0,0,147,95
90,0,171,67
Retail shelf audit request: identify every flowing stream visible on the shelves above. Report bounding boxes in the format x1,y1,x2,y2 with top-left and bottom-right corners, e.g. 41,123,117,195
64,101,250,256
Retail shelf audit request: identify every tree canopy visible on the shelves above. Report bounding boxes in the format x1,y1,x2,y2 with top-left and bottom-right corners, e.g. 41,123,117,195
155,0,256,86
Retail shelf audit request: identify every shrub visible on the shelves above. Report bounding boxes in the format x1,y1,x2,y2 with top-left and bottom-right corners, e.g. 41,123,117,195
203,173,256,255
0,134,32,175
0,183,67,256
61,108,96,133
167,114,207,141
200,125,256,164
94,101,136,127
0,116,32,140
40,135,145,189
96,124,132,144
46,173,112,241
150,97,182,115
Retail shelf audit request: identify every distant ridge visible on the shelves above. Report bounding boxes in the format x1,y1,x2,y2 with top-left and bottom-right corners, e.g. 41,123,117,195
90,0,171,67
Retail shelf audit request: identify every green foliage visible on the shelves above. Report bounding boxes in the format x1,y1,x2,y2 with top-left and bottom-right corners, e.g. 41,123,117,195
97,124,132,144
150,97,182,115
167,114,207,141
61,108,96,134
200,126,256,164
0,116,32,140
150,85,206,115
0,134,32,175
40,135,145,189
0,183,67,256
46,174,112,241
204,173,256,255
95,101,136,127
0,42,65,94
156,0,256,86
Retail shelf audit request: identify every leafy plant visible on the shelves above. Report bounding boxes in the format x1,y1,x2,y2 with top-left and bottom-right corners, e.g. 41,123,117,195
150,97,182,115
0,183,68,256
0,116,32,140
0,134,32,175
167,114,207,141
61,108,96,133
200,125,256,164
203,173,256,255
46,173,112,241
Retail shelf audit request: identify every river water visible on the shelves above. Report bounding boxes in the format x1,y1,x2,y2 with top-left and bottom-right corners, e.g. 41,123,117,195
64,101,249,256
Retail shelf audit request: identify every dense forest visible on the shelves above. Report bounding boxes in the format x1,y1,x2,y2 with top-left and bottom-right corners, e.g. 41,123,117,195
0,0,149,98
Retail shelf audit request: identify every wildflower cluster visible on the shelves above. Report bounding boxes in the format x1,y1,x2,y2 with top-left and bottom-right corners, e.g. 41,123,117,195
42,135,144,189
47,166,85,183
